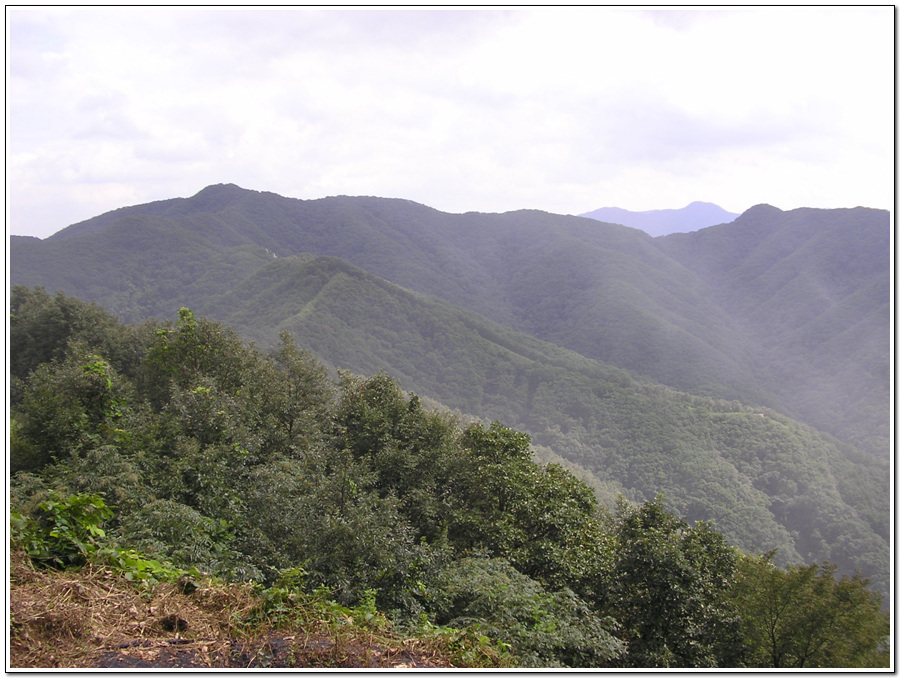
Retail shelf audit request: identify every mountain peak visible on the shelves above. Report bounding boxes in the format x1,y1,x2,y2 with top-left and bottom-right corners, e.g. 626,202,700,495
189,183,252,208
195,182,245,193
579,202,740,237
741,203,784,216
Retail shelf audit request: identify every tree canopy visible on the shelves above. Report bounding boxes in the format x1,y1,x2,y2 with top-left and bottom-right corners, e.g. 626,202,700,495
9,292,889,668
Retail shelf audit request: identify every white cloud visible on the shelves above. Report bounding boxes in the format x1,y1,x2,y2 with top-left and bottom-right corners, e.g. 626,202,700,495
7,6,893,237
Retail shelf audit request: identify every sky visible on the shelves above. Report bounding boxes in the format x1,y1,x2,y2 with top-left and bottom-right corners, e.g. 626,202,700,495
7,6,895,239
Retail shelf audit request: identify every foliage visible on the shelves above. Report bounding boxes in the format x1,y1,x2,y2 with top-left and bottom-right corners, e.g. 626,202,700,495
8,490,204,588
598,497,745,667
10,189,888,462
11,194,889,636
9,285,147,395
11,491,113,567
202,256,888,596
95,546,204,588
428,556,624,667
7,299,890,668
728,553,890,668
117,499,260,581
13,348,134,470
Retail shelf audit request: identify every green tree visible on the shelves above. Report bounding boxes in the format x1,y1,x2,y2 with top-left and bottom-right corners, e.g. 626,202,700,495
254,331,334,458
14,348,134,471
9,286,144,394
335,370,413,458
447,421,533,550
141,307,254,408
729,553,889,668
485,461,612,592
334,371,464,542
600,497,744,668
448,422,612,594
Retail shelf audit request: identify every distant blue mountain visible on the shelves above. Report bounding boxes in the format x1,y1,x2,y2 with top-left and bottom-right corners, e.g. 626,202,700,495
580,201,739,237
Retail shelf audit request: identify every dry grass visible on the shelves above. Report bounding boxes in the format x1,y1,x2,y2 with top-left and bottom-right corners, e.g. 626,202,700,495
8,548,507,669
9,547,258,668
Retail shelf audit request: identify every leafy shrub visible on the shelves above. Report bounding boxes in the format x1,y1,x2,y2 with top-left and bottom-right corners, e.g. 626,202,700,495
429,557,624,667
117,498,261,582
95,547,204,589
10,490,210,593
11,491,113,567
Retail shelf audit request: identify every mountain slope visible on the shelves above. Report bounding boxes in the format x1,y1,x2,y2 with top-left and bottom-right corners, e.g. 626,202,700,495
580,201,739,236
658,204,891,454
11,184,888,458
32,251,893,594
9,186,891,597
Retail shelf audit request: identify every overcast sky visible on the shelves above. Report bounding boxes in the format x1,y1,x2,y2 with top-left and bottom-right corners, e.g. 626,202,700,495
7,7,894,238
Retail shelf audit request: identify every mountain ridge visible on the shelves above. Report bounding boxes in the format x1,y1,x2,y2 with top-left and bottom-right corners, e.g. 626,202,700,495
8,184,891,598
9,254,890,597
580,200,741,236
11,184,888,458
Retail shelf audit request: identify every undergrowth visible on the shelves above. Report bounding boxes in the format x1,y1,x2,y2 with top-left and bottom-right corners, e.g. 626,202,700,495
8,492,513,669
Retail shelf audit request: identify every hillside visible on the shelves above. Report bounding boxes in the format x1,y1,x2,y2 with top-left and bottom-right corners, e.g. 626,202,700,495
10,184,889,458
8,185,890,595
8,291,890,668
580,201,739,236
9,267,890,600
207,256,889,591
659,205,891,455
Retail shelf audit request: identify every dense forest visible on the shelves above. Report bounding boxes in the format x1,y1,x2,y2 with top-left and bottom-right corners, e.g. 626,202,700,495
8,290,890,668
11,185,890,459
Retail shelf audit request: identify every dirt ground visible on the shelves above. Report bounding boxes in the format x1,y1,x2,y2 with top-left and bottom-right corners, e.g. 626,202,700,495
92,634,452,668
9,550,459,669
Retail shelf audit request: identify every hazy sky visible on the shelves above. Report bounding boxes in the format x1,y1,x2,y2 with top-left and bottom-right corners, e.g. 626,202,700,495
7,7,894,238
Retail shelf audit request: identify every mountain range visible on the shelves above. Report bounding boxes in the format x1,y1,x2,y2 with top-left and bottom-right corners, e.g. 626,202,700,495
9,184,891,597
12,184,888,457
579,201,740,236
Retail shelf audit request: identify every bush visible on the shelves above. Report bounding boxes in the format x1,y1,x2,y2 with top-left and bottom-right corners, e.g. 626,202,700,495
429,557,624,667
11,491,113,567
117,499,261,582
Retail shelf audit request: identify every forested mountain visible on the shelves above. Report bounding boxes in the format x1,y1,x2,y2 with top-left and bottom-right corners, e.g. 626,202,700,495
7,175,894,670
9,185,890,571
8,291,890,667
580,201,739,236
658,205,890,457
206,255,888,592
11,184,889,459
